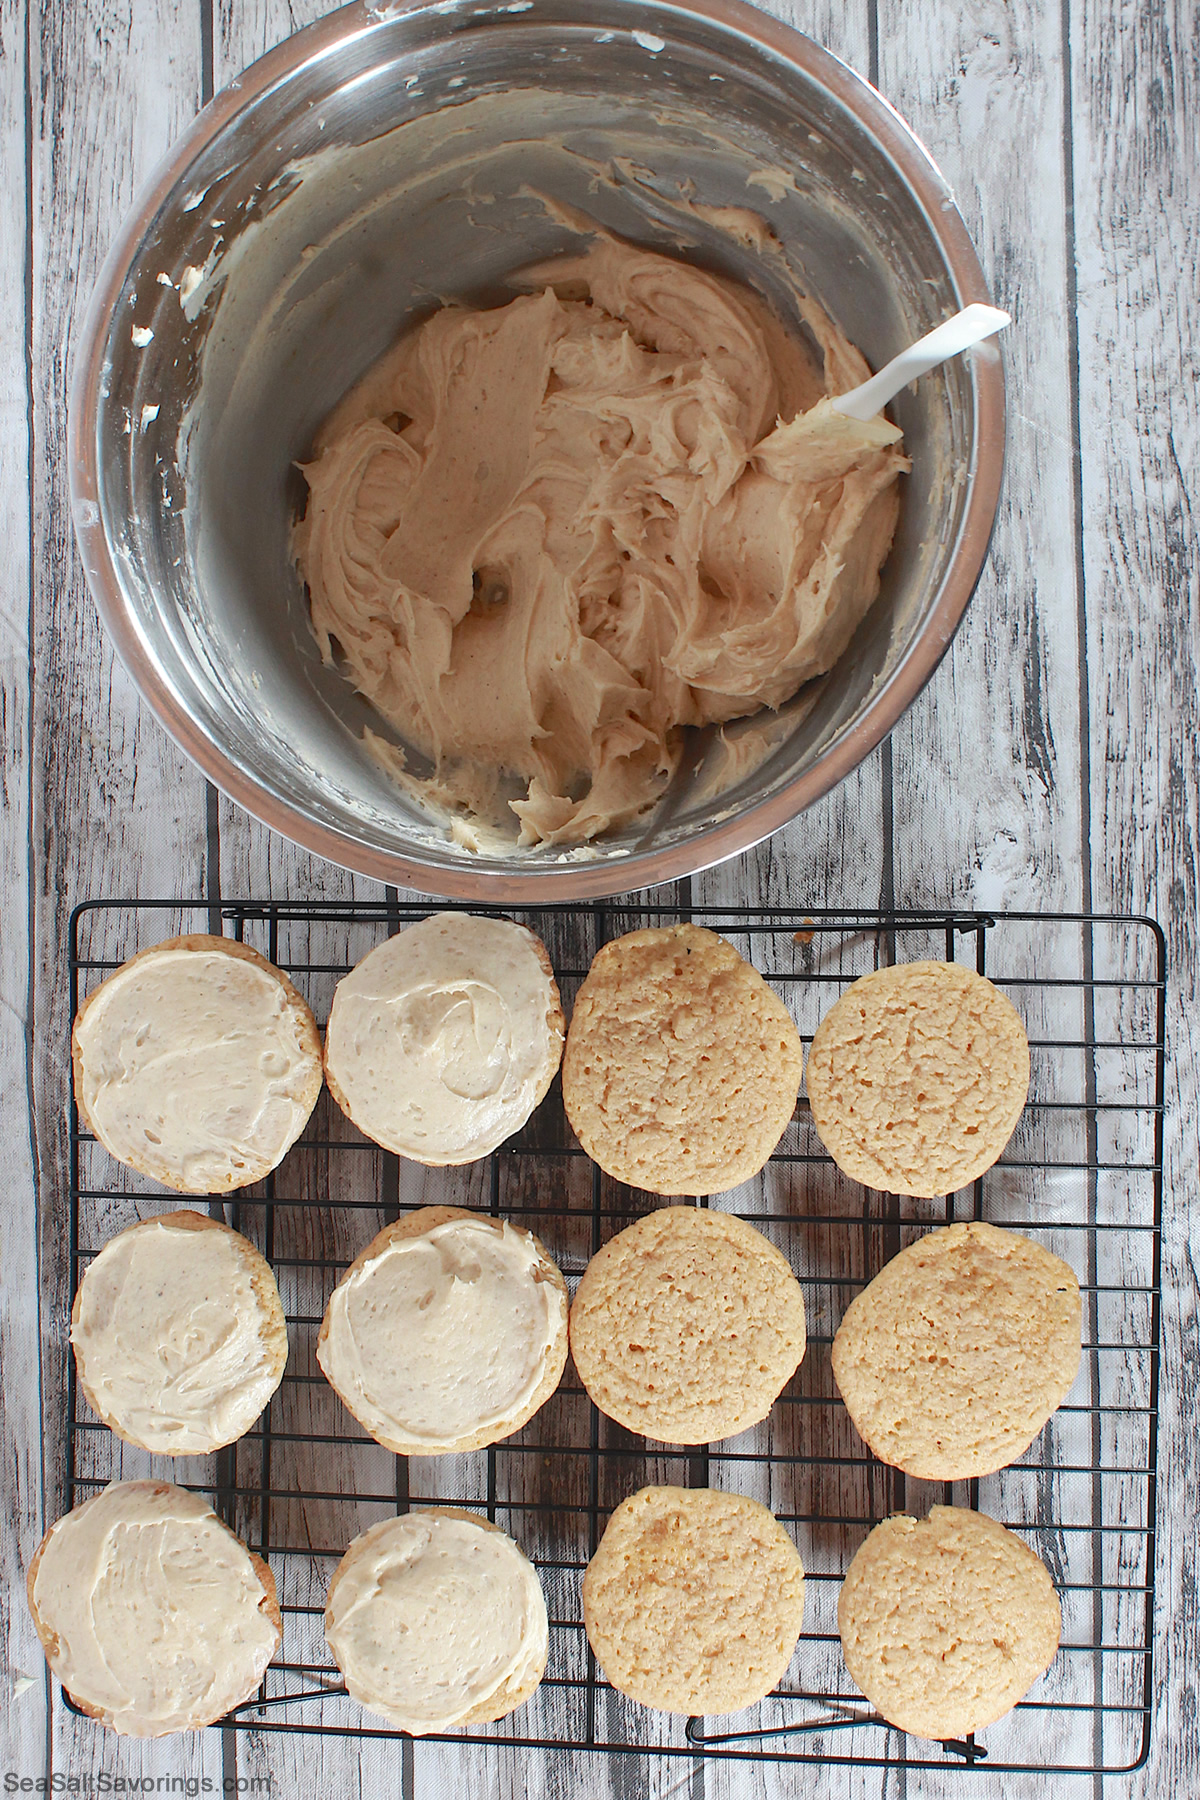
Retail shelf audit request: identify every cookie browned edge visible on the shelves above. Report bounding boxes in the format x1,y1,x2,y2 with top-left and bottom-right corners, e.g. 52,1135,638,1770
324,1505,547,1728
805,960,1030,1198
830,1222,1082,1480
316,1205,569,1456
70,1210,289,1455
71,933,323,1195
568,1207,807,1444
561,924,804,1196
322,919,564,1163
26,1481,282,1734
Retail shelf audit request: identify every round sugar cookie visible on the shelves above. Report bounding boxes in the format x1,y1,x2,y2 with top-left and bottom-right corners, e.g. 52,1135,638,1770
323,913,563,1163
570,1206,806,1443
317,1205,568,1455
583,1486,806,1716
27,1481,280,1736
832,1221,1081,1479
71,933,322,1195
324,1508,547,1732
805,960,1030,1196
71,1210,288,1456
838,1506,1061,1740
562,924,804,1195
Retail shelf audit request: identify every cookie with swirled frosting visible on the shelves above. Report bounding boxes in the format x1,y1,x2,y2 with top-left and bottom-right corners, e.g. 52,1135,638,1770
317,1205,568,1455
71,934,322,1195
323,913,564,1163
324,1508,548,1733
71,1211,288,1456
27,1481,280,1736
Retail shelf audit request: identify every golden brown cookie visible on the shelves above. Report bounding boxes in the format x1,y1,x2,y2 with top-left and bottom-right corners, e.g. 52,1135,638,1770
583,1486,806,1716
838,1506,1061,1740
71,1210,288,1456
570,1206,806,1443
832,1222,1081,1479
72,933,322,1195
805,960,1030,1196
562,924,804,1195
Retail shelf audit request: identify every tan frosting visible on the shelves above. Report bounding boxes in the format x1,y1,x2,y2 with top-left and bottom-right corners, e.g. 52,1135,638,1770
323,913,562,1161
74,946,317,1192
29,1482,278,1736
71,1217,284,1454
296,231,908,844
318,1215,565,1449
325,1511,548,1732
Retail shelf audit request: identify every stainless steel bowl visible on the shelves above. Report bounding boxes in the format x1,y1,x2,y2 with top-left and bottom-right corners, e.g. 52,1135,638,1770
69,0,1004,900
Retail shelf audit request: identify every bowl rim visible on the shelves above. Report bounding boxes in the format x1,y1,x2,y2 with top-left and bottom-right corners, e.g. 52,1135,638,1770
67,0,1005,902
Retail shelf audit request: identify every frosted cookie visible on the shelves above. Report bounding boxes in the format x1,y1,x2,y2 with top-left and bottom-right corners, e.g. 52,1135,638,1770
584,1486,805,1716
317,1206,568,1455
838,1506,1061,1740
570,1206,806,1443
70,1211,288,1456
324,1508,548,1732
562,924,804,1195
832,1222,1081,1479
71,934,322,1195
805,960,1030,1196
323,913,563,1163
27,1481,280,1736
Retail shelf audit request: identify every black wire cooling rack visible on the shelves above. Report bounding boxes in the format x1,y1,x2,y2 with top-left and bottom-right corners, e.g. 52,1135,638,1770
64,900,1164,1776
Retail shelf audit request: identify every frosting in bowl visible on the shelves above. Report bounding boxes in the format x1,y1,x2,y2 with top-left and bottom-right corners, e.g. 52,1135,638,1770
317,1210,567,1453
28,1481,279,1736
323,913,563,1162
296,231,908,845
71,1212,286,1455
324,1509,548,1732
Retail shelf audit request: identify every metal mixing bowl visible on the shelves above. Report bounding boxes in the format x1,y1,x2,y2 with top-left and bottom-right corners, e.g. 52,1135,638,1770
69,0,1004,900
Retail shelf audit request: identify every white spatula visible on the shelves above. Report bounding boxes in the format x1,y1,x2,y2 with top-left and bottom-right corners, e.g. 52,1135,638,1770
830,302,1011,422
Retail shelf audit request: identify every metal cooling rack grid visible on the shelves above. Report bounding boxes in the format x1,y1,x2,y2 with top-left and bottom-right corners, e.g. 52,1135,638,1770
64,901,1164,1776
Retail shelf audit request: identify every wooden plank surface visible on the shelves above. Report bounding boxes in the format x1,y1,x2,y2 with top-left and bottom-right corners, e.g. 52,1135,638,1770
23,0,219,1793
0,0,45,1778
1067,3,1199,1797
0,0,1195,1796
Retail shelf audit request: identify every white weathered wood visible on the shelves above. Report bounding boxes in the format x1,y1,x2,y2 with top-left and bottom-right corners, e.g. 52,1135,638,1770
0,0,49,1777
876,0,1085,917
3,0,1197,1795
24,0,219,1789
1067,5,1199,1799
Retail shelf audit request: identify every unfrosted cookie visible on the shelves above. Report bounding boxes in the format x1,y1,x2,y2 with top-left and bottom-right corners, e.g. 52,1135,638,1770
805,960,1030,1196
584,1486,805,1716
324,913,563,1163
570,1206,806,1443
317,1206,568,1455
562,925,804,1195
838,1506,1060,1740
71,1210,288,1455
71,934,322,1195
832,1222,1080,1479
27,1481,280,1735
324,1508,547,1732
